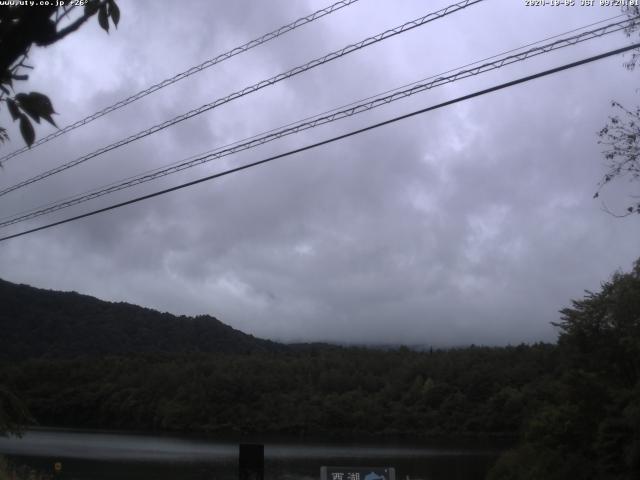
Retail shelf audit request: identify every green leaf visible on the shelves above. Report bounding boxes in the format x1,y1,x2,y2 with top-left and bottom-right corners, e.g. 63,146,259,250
108,0,120,27
41,112,57,127
6,98,20,120
98,4,109,32
19,115,35,147
27,92,56,126
15,92,57,127
15,93,40,124
84,0,100,16
28,92,55,113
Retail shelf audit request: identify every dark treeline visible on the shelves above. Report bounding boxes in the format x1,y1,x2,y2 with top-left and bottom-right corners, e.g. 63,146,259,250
1,259,639,479
489,260,640,480
0,279,283,359
0,344,557,438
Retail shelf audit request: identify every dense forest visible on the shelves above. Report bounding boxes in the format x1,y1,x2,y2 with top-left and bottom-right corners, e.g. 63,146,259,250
0,279,283,358
1,258,639,479
0,344,557,438
488,259,640,480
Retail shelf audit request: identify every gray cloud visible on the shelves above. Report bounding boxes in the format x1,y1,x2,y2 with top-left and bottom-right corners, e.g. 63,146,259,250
1,0,639,346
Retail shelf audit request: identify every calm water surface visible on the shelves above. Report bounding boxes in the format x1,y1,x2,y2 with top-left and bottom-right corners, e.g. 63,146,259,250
0,429,504,480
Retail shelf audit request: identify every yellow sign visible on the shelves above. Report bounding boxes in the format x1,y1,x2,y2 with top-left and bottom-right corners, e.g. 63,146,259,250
54,462,62,473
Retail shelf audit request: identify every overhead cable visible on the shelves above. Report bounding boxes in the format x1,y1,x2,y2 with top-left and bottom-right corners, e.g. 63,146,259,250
1,42,638,243
0,0,361,164
0,0,485,198
0,16,635,228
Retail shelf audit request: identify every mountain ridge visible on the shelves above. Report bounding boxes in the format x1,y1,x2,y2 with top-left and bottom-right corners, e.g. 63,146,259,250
0,278,285,359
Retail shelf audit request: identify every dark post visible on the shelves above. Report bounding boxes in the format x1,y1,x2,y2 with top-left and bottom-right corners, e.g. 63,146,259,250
53,461,62,480
238,443,264,480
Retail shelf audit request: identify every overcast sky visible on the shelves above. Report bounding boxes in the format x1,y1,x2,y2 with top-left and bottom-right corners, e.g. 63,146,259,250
0,0,639,346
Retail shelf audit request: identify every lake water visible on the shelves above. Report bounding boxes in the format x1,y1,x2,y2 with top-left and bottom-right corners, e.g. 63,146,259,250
0,429,504,480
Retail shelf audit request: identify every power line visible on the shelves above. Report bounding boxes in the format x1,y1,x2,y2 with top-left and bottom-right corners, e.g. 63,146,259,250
0,0,485,198
14,13,623,228
12,14,616,221
0,16,635,228
1,42,637,244
6,10,623,226
0,0,361,165
0,14,631,227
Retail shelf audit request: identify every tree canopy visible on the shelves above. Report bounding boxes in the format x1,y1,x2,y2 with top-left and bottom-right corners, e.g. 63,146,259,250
594,6,640,216
0,0,120,147
489,258,640,479
0,0,120,437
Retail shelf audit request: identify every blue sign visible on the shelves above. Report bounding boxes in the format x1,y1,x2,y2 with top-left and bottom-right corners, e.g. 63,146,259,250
320,466,396,480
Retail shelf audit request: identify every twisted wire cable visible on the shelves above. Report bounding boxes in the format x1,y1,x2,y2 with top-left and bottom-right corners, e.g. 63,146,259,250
1,41,638,243
0,0,361,164
1,16,634,229
0,0,485,198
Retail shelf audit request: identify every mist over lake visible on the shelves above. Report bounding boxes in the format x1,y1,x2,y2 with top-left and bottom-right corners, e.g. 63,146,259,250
0,430,503,480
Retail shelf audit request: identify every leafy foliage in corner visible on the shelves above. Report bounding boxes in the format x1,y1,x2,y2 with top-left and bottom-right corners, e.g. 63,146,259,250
0,0,120,148
596,101,640,216
0,456,51,480
488,259,640,480
623,6,640,72
0,386,33,438
594,6,640,216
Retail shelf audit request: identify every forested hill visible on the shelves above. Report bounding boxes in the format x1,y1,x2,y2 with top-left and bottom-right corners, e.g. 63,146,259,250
2,261,640,478
0,278,284,359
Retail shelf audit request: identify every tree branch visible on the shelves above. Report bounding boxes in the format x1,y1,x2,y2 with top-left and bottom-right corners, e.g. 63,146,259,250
41,1,108,46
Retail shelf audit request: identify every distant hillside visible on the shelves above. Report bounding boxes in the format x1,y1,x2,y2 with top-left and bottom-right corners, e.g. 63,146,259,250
0,278,285,359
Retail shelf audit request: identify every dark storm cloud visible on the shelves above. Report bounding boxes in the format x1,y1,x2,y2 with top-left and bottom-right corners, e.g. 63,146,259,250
1,0,639,345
